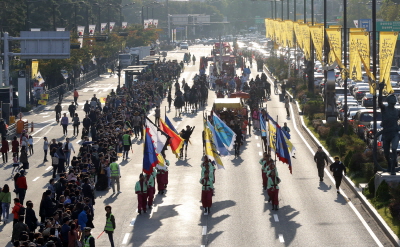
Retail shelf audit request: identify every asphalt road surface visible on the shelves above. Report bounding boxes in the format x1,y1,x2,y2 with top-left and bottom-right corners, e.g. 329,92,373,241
0,45,394,247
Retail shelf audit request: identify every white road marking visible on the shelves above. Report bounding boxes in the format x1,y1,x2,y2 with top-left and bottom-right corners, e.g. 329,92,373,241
76,140,82,144
122,233,130,244
32,177,40,181
273,214,279,222
201,245,205,247
255,136,259,139
129,218,136,226
31,122,54,136
202,226,207,235
46,166,52,171
278,234,284,243
258,152,262,156
257,143,260,147
292,102,384,247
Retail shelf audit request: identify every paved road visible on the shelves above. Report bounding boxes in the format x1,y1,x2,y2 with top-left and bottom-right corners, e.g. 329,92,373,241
0,45,393,246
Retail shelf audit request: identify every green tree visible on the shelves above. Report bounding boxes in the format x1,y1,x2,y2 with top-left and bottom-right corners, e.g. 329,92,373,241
377,1,400,21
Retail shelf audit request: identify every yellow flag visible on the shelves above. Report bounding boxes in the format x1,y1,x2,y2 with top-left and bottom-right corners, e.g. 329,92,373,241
204,125,224,169
329,25,342,28
326,28,342,66
355,32,375,94
265,19,269,38
349,31,364,81
281,21,287,47
309,25,324,63
301,24,311,60
379,31,399,94
31,60,39,79
286,20,294,48
294,22,303,50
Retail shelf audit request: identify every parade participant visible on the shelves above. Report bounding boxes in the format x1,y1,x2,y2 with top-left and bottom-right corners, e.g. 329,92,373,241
68,102,76,119
122,131,131,159
284,95,290,117
55,102,62,123
314,146,329,182
267,169,281,210
135,174,148,214
259,152,270,187
104,205,116,247
330,157,347,194
72,113,80,136
43,137,49,162
109,158,121,194
200,170,214,215
83,227,95,247
60,113,69,136
157,167,167,195
179,125,195,159
282,122,290,134
146,169,157,209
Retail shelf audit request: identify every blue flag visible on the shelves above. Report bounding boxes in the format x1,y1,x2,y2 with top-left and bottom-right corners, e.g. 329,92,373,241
207,121,229,156
143,128,159,174
276,124,292,174
212,114,236,150
165,115,179,134
260,113,267,137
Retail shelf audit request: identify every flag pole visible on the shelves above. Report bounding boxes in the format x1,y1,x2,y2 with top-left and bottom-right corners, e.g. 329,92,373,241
275,115,278,163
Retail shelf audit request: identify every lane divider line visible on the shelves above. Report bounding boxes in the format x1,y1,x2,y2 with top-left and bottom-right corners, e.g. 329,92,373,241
278,234,285,243
122,233,130,244
273,214,279,222
258,152,262,156
129,218,136,226
32,177,40,181
202,226,207,236
45,166,52,171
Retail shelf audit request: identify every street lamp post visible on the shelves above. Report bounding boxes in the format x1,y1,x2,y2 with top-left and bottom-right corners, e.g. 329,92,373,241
343,0,348,133
287,0,290,20
281,0,284,19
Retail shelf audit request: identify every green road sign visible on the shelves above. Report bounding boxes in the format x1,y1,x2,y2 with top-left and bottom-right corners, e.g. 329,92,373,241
377,21,400,32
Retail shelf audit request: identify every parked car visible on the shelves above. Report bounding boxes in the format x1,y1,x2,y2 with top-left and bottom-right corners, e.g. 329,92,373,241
352,109,382,138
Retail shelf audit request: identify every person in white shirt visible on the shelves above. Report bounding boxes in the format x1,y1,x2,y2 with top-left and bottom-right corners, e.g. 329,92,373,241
63,138,75,167
43,137,49,162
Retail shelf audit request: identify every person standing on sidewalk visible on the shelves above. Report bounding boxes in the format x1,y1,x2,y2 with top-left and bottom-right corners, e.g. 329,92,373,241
314,146,329,182
16,171,27,205
104,205,116,247
330,156,347,194
73,89,79,106
109,158,121,194
284,95,290,118
83,227,95,247
43,137,49,162
155,106,161,127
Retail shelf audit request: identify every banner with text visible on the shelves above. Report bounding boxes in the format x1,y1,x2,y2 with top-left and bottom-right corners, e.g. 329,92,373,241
326,28,342,66
380,31,399,94
309,25,324,63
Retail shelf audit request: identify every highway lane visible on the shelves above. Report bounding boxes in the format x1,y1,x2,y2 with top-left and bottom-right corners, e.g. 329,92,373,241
0,45,393,246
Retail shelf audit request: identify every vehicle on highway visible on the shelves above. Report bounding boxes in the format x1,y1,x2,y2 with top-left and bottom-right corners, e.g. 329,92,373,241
363,121,382,143
338,102,359,120
390,70,400,82
180,42,189,50
352,82,369,96
362,93,374,108
352,109,382,138
354,86,370,101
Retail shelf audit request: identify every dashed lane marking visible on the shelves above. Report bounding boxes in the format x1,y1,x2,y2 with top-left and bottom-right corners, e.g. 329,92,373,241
273,214,279,222
278,234,285,243
258,152,262,156
255,136,259,139
32,177,40,181
202,226,207,236
46,166,52,171
122,233,130,244
129,218,136,226
257,143,260,147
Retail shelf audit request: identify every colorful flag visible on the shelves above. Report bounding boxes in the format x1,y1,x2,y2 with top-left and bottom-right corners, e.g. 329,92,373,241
260,113,267,137
143,128,159,174
145,117,169,154
101,23,107,33
159,118,184,157
267,116,277,153
212,114,236,150
207,120,229,156
165,115,178,134
109,22,115,32
77,26,85,37
276,126,293,174
122,22,127,29
89,24,96,35
204,125,224,169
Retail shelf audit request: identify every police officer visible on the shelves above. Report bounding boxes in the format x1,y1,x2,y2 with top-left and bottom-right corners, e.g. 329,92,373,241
104,205,116,247
83,227,95,247
109,158,121,194
122,131,131,159
330,156,347,194
314,146,328,182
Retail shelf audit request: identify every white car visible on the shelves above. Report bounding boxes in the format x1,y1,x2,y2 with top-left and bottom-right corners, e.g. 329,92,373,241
180,42,189,50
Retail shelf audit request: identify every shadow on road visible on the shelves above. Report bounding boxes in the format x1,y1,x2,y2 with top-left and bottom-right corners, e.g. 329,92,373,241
318,181,332,192
270,204,301,247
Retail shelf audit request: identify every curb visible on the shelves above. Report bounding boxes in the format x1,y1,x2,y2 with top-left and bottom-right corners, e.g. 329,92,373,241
262,64,400,246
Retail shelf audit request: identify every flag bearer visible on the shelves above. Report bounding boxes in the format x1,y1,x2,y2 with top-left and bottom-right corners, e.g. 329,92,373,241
135,174,148,214
267,169,281,210
200,170,214,215
146,169,157,209
259,152,270,188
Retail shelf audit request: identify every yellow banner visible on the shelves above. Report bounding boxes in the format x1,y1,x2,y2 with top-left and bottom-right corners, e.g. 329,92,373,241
309,25,324,63
349,32,364,81
280,21,287,47
31,60,39,79
38,100,47,105
380,31,399,94
326,28,342,66
294,22,303,50
301,24,311,60
329,25,342,28
41,94,49,100
355,32,375,94
286,20,294,48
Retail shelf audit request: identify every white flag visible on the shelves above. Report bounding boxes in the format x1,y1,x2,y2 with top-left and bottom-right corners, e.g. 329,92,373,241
153,19,158,27
77,26,85,37
89,24,96,35
109,22,115,32
56,28,65,31
144,20,149,29
148,19,154,26
353,20,359,28
145,118,169,154
122,22,128,29
36,71,45,84
101,23,107,33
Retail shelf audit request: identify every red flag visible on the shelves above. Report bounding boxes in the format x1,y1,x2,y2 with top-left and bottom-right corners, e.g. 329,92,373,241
159,118,184,157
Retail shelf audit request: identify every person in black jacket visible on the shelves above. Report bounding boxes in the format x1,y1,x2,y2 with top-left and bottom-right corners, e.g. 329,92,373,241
179,125,195,159
82,178,94,205
329,156,347,194
25,201,38,232
84,100,91,116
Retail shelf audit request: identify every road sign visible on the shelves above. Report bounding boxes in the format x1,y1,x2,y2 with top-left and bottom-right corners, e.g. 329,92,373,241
377,21,400,40
176,27,185,31
255,16,264,24
359,19,371,32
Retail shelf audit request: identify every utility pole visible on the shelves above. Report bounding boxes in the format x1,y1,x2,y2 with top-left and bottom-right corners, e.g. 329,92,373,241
343,0,348,133
167,0,171,43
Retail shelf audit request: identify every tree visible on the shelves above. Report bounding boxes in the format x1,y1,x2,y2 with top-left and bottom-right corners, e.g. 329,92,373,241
377,1,400,21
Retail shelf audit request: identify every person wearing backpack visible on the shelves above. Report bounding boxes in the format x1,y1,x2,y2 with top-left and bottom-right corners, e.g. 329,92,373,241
60,113,69,136
15,170,27,205
11,198,23,225
0,184,11,223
